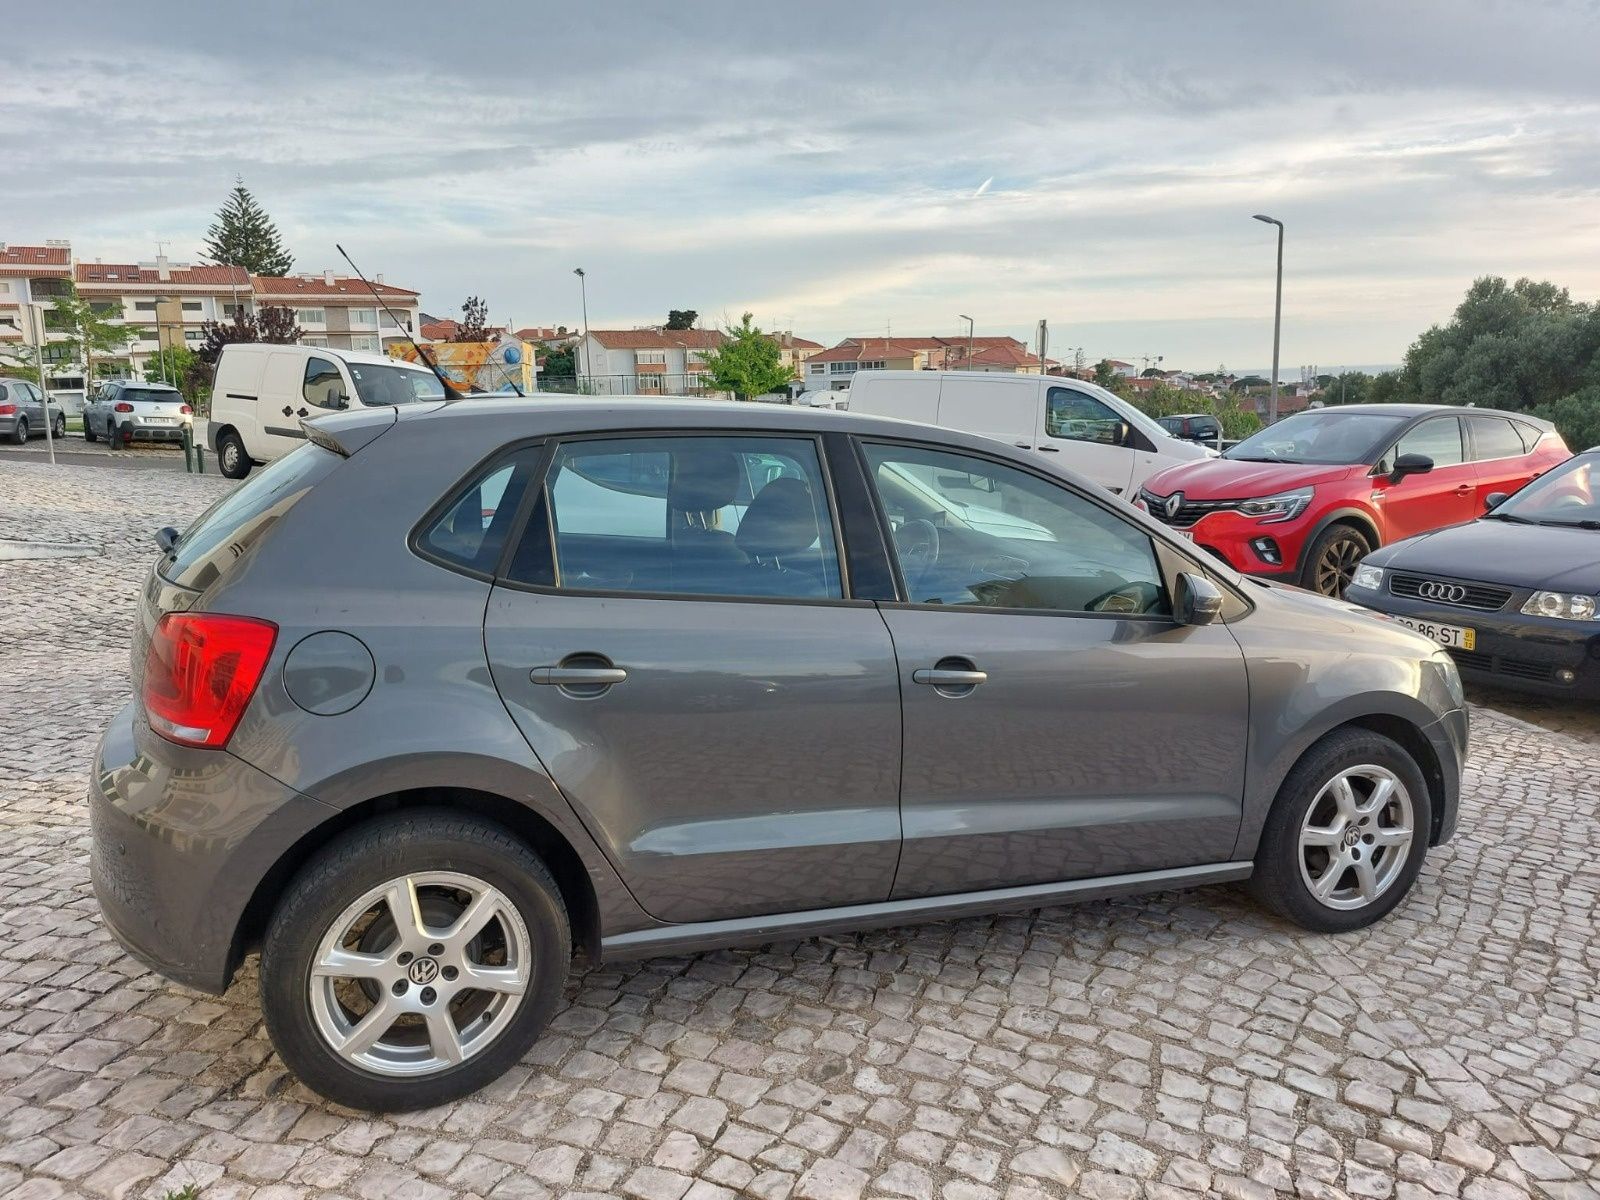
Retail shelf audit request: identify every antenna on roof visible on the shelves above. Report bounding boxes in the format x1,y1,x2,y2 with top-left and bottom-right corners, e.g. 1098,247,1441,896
336,243,465,400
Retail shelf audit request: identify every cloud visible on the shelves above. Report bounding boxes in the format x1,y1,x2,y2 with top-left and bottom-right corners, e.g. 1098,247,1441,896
4,0,1600,366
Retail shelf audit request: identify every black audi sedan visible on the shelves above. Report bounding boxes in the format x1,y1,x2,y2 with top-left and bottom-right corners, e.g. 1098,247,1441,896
1347,447,1600,697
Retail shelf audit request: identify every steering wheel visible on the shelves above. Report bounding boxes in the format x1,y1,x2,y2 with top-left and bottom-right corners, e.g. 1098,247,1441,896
894,519,940,590
1086,580,1162,615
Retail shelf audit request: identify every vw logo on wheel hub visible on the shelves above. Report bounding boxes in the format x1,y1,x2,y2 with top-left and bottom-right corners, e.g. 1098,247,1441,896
1163,492,1184,520
1417,581,1467,603
407,957,440,985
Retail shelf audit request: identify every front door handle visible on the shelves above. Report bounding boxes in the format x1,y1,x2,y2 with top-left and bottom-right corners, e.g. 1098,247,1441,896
913,667,988,687
281,405,293,416
531,666,629,686
1036,445,1060,453
1454,483,1472,494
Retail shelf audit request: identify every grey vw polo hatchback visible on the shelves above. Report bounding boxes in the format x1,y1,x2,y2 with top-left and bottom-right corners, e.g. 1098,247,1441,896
91,397,1468,1110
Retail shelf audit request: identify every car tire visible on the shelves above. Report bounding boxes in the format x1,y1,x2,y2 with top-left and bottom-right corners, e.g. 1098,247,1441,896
10,417,26,444
52,414,66,439
260,810,571,1112
1250,727,1432,933
1300,523,1371,597
84,418,97,443
217,429,251,479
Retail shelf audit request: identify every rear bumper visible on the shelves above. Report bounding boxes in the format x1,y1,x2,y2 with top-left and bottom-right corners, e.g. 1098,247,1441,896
111,420,191,443
90,701,336,994
0,414,23,437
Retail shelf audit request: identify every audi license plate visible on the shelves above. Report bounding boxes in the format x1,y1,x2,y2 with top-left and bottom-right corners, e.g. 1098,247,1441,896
1392,616,1475,650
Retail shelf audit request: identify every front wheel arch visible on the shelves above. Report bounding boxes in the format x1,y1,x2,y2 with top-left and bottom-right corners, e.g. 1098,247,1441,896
1295,508,1381,573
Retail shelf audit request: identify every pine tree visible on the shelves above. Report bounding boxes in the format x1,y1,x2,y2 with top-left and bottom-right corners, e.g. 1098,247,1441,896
202,178,295,276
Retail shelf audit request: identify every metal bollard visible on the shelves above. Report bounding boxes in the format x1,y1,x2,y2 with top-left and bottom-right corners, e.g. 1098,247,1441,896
197,444,206,474
182,424,194,473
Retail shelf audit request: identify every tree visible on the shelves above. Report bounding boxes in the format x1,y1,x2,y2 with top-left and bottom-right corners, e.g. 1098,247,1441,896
1092,359,1119,389
452,296,493,342
695,313,792,400
665,310,698,330
195,305,304,365
44,283,141,385
538,343,576,378
201,178,294,276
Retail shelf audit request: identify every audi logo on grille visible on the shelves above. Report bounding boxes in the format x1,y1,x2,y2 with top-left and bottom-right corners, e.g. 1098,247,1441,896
1417,581,1468,603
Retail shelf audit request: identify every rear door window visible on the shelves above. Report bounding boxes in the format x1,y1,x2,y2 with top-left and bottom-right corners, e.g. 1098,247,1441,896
1467,415,1526,460
162,444,341,591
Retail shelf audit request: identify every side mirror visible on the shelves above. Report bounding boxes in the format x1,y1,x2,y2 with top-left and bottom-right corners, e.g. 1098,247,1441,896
1174,571,1224,626
154,526,180,553
1390,452,1434,482
1484,491,1509,511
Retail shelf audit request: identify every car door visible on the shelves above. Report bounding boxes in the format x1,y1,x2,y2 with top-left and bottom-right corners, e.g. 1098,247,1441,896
858,439,1249,899
16,381,44,432
481,431,904,924
1035,385,1138,495
1466,414,1543,510
1374,415,1477,539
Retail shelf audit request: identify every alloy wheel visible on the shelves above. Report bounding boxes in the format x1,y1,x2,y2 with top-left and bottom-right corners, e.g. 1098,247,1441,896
1297,765,1415,910
1315,534,1365,596
307,871,532,1077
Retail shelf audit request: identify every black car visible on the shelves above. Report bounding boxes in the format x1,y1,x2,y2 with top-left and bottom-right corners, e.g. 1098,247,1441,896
1157,412,1223,446
1347,448,1600,696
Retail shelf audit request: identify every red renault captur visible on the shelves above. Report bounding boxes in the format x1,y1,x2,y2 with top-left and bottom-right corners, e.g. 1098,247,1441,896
1136,405,1569,596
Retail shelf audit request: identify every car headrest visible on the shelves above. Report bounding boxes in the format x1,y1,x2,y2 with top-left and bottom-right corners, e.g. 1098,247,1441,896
737,477,820,559
668,450,740,513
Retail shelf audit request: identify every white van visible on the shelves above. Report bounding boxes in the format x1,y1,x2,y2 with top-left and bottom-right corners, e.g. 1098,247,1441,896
209,343,447,478
844,371,1212,496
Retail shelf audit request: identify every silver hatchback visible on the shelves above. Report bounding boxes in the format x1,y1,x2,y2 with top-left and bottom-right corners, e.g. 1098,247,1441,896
91,397,1468,1110
84,379,193,444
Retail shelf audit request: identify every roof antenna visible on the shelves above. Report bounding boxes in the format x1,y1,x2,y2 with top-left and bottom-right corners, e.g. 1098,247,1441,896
335,243,465,400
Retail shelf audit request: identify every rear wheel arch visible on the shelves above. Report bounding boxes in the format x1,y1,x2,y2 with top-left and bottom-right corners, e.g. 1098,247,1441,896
231,786,601,986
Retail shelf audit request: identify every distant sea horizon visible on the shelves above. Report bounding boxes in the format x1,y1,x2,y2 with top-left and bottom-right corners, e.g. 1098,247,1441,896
1230,363,1401,380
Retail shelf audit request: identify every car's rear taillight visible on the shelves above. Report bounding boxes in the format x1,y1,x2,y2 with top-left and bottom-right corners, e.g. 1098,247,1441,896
180,404,193,415
114,401,134,412
143,613,278,748
0,404,15,416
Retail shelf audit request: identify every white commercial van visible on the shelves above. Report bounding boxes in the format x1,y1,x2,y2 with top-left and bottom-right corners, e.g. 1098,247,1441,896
209,343,446,478
845,370,1212,496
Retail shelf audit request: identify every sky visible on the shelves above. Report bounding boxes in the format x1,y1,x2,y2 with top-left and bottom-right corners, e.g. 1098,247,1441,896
5,0,1600,372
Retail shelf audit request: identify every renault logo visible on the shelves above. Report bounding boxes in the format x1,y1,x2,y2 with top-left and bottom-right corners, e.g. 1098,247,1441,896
407,957,440,985
1417,581,1467,603
1164,492,1184,519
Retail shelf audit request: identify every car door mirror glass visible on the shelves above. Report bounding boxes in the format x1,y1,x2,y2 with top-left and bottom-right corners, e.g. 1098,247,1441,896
1174,571,1224,625
1484,491,1508,511
1391,452,1434,482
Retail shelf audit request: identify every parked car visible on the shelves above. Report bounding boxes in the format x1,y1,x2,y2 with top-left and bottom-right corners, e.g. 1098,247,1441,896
210,342,446,479
1158,412,1223,447
83,380,192,445
1136,404,1570,596
845,370,1213,497
1347,447,1600,696
92,397,1467,1110
0,377,67,443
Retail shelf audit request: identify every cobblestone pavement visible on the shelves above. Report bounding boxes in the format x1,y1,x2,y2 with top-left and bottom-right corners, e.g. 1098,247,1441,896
2,461,1597,1200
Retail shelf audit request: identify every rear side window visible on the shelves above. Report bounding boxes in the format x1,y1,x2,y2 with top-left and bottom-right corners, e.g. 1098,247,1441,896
416,446,544,577
1468,415,1525,460
1514,421,1546,452
163,444,340,591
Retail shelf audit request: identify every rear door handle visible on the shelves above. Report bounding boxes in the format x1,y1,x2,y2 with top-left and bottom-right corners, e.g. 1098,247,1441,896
912,668,988,687
531,666,629,686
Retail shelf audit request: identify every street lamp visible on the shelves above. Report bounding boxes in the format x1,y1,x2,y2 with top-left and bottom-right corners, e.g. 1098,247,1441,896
958,314,974,367
24,302,56,465
1252,214,1284,424
573,268,589,387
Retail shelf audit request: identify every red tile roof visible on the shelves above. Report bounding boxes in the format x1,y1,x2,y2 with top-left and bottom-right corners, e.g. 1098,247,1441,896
1,244,71,268
588,328,726,351
807,339,928,365
421,319,460,340
76,262,250,288
251,274,419,298
515,326,576,342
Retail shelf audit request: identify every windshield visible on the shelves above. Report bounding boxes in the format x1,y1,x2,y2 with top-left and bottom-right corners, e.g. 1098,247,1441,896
1494,456,1600,526
347,361,445,406
1225,411,1409,465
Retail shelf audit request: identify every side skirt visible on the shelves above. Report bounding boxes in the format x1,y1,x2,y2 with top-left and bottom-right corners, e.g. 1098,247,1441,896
599,861,1254,961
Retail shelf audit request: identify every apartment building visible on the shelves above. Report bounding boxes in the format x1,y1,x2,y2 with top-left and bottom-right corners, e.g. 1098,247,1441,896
252,270,421,353
577,328,727,395
75,258,252,376
0,242,76,385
